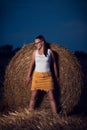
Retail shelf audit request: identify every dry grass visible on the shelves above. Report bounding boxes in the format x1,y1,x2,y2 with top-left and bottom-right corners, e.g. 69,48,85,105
3,43,83,114
0,108,87,130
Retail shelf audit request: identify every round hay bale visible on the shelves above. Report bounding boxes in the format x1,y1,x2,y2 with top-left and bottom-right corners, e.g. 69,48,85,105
4,43,83,114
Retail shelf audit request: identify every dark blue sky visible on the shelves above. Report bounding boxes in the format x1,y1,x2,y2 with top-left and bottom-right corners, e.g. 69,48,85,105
0,0,87,52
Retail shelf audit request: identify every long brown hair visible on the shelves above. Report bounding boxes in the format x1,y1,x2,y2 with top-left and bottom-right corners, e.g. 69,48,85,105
35,35,48,56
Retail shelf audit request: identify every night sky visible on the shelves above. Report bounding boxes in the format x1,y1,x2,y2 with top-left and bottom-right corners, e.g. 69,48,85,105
0,0,87,52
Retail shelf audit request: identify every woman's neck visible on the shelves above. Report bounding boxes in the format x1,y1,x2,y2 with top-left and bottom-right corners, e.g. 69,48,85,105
38,47,44,55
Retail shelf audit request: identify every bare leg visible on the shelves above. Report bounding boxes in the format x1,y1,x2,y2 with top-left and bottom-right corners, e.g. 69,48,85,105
29,90,38,110
47,90,57,113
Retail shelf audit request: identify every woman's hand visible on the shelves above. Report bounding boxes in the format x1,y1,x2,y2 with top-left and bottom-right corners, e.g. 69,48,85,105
25,77,32,87
56,76,59,85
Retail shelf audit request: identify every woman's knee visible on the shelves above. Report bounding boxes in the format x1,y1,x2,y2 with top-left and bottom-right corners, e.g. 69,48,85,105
47,90,55,101
31,90,38,100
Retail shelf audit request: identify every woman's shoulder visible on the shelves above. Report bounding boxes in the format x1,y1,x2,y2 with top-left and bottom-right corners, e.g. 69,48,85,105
31,50,38,60
32,49,37,54
48,49,55,58
48,48,53,54
32,50,36,56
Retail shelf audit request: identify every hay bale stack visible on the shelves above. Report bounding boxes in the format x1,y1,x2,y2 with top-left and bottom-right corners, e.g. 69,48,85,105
4,43,83,114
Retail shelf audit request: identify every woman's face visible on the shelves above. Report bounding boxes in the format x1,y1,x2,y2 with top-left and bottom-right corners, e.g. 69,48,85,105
34,38,43,50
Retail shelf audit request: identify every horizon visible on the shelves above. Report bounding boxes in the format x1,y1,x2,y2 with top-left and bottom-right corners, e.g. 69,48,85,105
0,42,87,54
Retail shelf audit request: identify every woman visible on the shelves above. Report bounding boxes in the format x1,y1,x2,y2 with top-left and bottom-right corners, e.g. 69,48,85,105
26,35,59,113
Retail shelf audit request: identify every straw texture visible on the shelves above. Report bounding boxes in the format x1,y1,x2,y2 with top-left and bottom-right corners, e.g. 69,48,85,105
0,109,87,130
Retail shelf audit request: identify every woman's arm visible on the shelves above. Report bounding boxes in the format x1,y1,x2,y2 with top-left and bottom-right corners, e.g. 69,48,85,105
26,51,35,86
50,50,59,83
